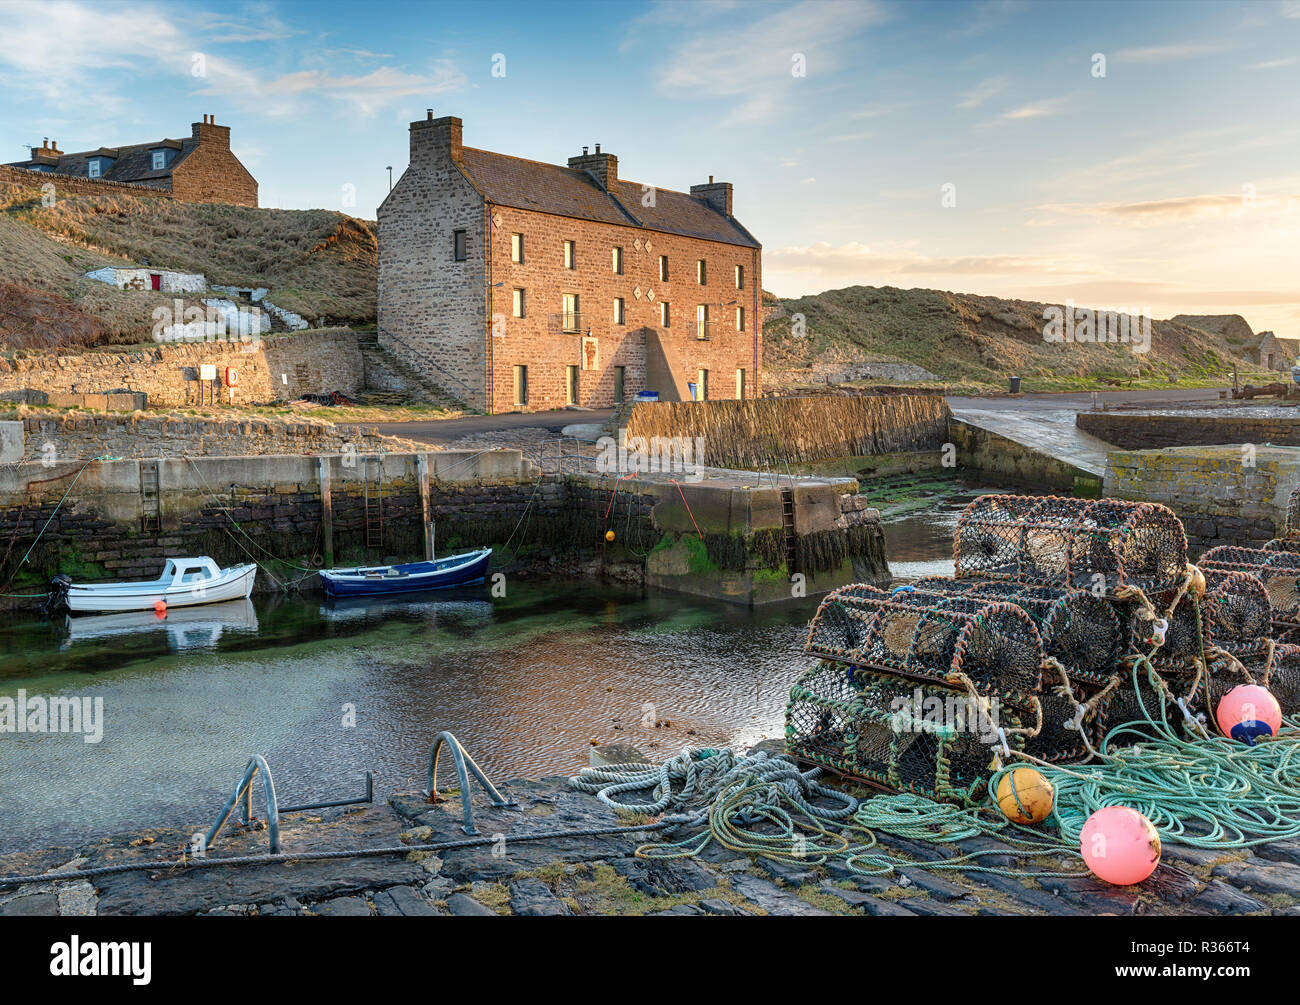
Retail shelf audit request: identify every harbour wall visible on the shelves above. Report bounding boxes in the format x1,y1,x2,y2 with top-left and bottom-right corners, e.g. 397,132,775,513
0,453,888,607
947,418,1101,496
1078,411,1300,449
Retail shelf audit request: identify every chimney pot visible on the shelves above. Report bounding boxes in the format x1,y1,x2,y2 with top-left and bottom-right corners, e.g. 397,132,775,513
427,108,433,120
595,143,601,154
709,175,714,183
582,146,588,155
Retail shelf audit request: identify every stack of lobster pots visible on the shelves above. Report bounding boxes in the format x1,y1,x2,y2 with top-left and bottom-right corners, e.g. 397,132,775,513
786,492,1297,803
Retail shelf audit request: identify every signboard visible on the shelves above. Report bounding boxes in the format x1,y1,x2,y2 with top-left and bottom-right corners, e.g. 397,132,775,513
199,364,217,381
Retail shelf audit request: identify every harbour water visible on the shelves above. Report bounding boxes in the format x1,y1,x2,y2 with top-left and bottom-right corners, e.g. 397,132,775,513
0,500,960,855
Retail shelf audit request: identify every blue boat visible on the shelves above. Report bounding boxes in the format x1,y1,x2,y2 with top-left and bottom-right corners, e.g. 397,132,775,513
319,548,492,598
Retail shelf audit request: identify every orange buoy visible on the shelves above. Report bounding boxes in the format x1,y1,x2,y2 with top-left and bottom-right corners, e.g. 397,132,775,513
994,768,1054,824
605,530,616,542
153,599,167,617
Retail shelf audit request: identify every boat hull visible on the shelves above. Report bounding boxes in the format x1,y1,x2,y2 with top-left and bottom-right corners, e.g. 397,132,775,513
320,549,491,598
65,564,258,614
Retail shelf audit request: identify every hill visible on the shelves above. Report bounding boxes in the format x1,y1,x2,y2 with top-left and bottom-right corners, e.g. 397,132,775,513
0,176,377,348
763,286,1269,391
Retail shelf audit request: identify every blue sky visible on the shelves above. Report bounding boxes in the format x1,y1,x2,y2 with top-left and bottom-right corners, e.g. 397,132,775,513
2,0,1298,332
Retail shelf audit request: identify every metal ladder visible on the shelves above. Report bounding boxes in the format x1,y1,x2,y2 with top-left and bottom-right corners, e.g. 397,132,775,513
363,456,383,550
140,459,161,532
780,487,798,579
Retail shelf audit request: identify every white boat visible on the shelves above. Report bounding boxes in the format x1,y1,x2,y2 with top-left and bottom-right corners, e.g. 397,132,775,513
61,599,259,649
49,557,258,614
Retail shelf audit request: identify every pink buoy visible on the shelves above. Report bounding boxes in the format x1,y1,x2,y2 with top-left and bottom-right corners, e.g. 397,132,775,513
153,599,167,618
1216,684,1282,746
1080,806,1161,886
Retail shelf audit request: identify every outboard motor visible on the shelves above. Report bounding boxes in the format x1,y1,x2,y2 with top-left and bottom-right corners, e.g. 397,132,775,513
43,574,72,616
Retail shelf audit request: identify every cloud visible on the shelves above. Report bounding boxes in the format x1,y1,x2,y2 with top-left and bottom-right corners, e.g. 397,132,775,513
957,75,1010,109
766,241,1097,279
1037,192,1300,222
1113,43,1225,63
999,97,1067,120
653,0,890,123
1248,57,1299,69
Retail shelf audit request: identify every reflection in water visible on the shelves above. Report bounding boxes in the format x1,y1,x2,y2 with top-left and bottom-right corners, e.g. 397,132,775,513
0,585,815,853
881,497,971,581
61,599,259,651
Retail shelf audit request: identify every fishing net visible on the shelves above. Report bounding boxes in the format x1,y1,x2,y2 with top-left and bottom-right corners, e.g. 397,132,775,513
1263,644,1300,719
785,661,1022,804
1287,482,1300,538
1201,571,1272,656
908,577,1123,685
1199,546,1300,625
806,588,1045,710
953,494,1188,595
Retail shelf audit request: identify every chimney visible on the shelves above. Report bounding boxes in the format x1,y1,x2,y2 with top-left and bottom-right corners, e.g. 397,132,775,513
31,138,62,162
568,145,617,191
691,178,733,217
192,115,231,149
410,113,463,167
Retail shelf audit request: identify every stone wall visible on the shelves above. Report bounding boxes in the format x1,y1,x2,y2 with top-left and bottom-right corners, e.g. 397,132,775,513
1078,411,1300,449
1104,445,1300,551
0,330,367,407
10,411,418,462
950,418,1102,495
0,164,173,201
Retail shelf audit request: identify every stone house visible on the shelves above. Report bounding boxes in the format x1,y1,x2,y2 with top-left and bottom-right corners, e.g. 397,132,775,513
378,112,762,413
1256,331,1300,372
6,115,257,207
85,267,207,293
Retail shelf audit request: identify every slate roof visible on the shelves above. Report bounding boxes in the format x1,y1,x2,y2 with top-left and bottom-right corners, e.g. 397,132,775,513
5,137,195,184
456,147,760,249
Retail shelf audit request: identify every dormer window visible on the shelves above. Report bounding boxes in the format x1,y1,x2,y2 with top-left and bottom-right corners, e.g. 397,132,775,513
88,160,101,178
152,150,166,170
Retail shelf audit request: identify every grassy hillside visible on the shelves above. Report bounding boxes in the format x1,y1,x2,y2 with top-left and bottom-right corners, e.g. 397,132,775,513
764,285,1270,391
0,178,377,349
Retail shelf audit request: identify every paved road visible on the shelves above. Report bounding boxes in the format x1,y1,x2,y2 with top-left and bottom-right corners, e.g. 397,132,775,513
376,408,615,445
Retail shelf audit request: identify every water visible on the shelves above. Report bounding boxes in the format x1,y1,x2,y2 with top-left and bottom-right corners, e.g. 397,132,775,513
0,500,965,856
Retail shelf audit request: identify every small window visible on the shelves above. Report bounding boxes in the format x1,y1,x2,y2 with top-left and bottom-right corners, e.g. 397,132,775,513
512,288,526,318
736,306,745,332
453,230,467,261
152,150,166,171
696,259,707,285
562,293,580,332
659,255,669,281
511,233,524,263
88,160,101,178
735,264,744,289
514,365,528,406
660,301,671,327
612,246,623,274
696,304,710,340
696,369,709,400
614,297,625,325
614,365,626,404
563,240,576,270
736,368,746,400
566,365,580,406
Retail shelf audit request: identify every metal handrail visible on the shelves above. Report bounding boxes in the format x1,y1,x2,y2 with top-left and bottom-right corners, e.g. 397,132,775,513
548,311,589,335
425,731,516,835
377,328,475,402
206,755,281,854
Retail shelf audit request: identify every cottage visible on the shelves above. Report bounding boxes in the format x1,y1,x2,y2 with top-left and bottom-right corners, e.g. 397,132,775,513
85,267,207,293
377,112,762,413
6,115,257,207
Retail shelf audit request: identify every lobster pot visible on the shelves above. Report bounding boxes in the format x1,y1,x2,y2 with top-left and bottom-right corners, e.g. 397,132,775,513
1265,537,1300,555
911,577,1123,685
1263,644,1300,719
1110,592,1204,672
1201,571,1272,656
1200,546,1300,625
785,662,1021,804
1287,482,1300,538
806,589,1046,710
953,494,1188,595
1023,672,1111,764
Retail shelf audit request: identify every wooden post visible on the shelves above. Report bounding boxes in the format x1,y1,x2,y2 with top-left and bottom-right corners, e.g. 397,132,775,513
318,455,334,569
418,453,434,561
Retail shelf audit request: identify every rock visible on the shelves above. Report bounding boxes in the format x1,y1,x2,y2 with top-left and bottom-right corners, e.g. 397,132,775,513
508,877,571,916
897,897,970,916
608,856,715,896
1188,880,1267,915
898,869,972,901
725,873,833,916
818,881,915,916
0,892,59,916
699,897,750,916
753,857,820,888
1212,859,1300,898
446,893,497,917
646,904,705,916
373,885,441,917
311,896,372,917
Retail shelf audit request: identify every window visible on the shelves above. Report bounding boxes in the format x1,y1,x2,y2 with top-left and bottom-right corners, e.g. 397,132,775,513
152,150,166,171
453,230,467,261
659,255,669,281
563,240,576,270
513,365,528,406
696,304,710,340
88,160,101,178
614,297,625,325
696,369,709,401
736,369,746,400
566,365,580,406
614,366,626,404
612,246,623,274
659,301,671,327
562,293,579,332
696,259,707,285
736,306,745,331
512,288,526,318
511,233,524,263
735,264,745,289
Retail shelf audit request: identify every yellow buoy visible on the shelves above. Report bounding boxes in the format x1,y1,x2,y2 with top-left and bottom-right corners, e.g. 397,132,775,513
1188,565,1207,599
995,768,1054,824
605,530,616,542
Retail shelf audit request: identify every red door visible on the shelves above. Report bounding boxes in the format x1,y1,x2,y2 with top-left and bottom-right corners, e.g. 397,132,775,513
150,274,161,291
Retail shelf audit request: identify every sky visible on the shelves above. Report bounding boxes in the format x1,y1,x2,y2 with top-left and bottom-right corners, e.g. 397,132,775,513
2,0,1298,333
